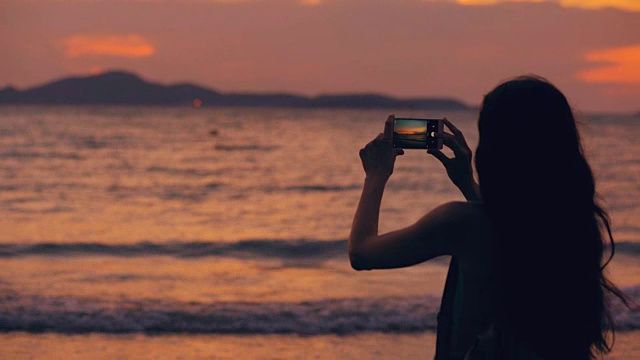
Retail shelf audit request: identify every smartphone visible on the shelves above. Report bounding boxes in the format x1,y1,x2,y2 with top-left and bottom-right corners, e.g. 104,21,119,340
393,118,444,150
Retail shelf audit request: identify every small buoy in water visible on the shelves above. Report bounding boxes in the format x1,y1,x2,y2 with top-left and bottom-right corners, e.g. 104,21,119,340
209,129,219,136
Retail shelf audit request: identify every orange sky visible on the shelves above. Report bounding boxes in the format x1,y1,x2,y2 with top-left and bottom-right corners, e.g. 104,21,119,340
578,45,640,84
1,0,639,112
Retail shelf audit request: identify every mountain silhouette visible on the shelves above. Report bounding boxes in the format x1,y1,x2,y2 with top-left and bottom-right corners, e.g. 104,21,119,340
0,71,470,109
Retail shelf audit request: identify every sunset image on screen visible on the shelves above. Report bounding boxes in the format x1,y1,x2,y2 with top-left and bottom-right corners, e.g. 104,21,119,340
394,119,429,149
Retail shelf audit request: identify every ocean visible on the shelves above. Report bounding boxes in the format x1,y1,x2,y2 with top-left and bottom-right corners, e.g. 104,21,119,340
0,106,638,359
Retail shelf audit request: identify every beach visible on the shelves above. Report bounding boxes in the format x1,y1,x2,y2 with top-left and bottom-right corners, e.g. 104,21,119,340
2,332,640,359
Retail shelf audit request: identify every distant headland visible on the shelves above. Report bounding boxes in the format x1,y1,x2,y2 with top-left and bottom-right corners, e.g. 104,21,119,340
0,71,470,110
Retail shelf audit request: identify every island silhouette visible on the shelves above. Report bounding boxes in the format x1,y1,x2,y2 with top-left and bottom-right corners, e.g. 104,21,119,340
0,71,470,110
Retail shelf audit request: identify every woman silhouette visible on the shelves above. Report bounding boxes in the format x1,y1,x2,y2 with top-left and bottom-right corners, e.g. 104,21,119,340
349,76,628,359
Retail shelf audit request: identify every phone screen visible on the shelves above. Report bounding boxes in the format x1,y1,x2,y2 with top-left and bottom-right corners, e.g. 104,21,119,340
393,118,442,150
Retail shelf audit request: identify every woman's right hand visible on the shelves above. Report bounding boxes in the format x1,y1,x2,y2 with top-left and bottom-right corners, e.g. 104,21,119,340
359,115,404,180
428,118,481,201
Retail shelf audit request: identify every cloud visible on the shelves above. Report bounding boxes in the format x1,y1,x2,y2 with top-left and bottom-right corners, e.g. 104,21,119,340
454,0,640,12
559,0,640,12
60,34,155,58
578,45,640,84
456,0,544,5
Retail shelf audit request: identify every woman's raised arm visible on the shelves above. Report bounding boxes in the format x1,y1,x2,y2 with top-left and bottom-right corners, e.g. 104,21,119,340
348,115,469,270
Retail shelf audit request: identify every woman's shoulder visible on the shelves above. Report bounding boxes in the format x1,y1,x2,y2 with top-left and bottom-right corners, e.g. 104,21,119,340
430,201,491,255
433,201,488,226
410,201,490,257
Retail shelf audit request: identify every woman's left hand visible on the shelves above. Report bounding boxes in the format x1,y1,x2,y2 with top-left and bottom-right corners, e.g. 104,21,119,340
428,118,480,201
359,115,404,179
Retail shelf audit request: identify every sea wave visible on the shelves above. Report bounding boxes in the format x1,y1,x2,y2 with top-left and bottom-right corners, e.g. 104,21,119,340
146,166,224,177
0,239,347,260
278,185,360,192
214,144,278,152
0,151,84,160
616,241,640,256
1,288,637,334
0,240,638,260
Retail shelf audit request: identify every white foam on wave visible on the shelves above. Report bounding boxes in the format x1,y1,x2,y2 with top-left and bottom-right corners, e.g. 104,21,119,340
1,287,638,335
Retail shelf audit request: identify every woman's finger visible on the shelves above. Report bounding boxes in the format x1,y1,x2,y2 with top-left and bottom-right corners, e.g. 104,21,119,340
443,118,470,150
440,132,467,157
427,149,450,167
443,118,461,136
366,133,383,148
372,133,385,145
383,115,395,143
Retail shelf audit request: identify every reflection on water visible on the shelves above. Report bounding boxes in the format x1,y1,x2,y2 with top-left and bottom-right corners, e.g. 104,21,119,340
0,107,637,244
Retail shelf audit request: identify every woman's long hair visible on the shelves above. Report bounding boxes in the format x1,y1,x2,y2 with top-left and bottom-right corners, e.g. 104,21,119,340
475,76,628,359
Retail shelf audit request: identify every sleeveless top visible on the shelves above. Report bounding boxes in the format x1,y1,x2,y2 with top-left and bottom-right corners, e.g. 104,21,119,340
435,257,458,360
435,259,544,360
463,322,545,360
